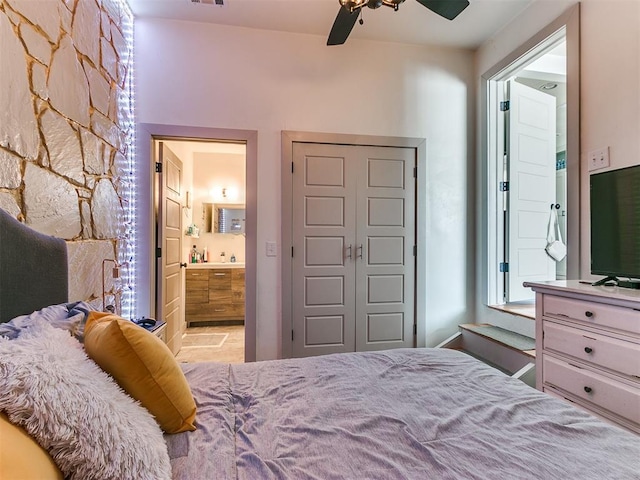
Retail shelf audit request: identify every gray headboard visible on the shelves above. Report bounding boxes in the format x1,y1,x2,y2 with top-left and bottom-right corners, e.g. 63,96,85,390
0,208,68,323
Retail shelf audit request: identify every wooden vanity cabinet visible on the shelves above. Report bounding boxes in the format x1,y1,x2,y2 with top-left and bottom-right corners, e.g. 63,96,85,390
185,267,245,325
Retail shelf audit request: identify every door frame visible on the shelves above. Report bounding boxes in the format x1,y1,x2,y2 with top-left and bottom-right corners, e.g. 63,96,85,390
481,4,580,306
281,131,426,359
138,123,257,362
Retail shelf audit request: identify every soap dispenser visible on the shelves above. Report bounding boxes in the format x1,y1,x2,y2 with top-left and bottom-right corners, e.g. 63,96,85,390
220,251,226,263
230,253,236,263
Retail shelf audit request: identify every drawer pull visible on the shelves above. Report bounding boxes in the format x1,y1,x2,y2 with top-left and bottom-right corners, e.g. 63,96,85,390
214,309,226,312
583,386,593,393
214,273,227,276
584,311,594,318
584,347,593,354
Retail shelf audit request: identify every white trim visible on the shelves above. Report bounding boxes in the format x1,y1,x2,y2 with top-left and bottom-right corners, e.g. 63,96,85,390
481,5,581,307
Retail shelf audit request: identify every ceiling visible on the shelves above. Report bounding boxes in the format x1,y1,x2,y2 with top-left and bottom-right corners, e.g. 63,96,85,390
127,0,534,49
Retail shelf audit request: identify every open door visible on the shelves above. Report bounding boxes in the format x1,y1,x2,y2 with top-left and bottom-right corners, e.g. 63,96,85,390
505,80,557,302
157,143,184,355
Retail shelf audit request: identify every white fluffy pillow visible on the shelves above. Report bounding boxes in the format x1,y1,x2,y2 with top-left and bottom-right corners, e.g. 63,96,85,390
0,321,171,480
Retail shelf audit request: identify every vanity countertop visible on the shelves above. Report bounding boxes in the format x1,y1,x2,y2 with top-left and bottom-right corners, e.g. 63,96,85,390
187,262,245,269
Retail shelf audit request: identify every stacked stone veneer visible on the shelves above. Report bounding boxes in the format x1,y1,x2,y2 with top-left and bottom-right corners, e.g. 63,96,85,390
0,0,133,311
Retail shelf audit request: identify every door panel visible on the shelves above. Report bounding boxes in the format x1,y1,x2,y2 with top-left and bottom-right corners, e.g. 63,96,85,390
507,80,557,302
356,146,415,352
158,143,184,355
292,143,356,357
291,142,415,357
367,313,404,342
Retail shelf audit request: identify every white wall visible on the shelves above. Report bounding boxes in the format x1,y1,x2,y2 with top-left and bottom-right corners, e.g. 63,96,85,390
135,20,476,360
475,0,640,333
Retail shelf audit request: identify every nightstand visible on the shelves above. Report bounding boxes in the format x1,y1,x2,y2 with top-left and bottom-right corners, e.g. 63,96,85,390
148,320,167,344
134,319,167,344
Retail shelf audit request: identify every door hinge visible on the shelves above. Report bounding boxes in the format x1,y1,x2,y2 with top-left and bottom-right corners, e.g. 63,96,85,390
413,166,417,178
413,324,417,335
155,162,162,173
156,247,162,258
499,181,509,192
291,162,294,173
500,262,509,273
291,330,294,341
500,100,510,111
291,246,294,258
413,245,417,256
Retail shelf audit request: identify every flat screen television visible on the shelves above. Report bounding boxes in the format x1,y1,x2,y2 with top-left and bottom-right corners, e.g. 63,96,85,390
590,164,640,288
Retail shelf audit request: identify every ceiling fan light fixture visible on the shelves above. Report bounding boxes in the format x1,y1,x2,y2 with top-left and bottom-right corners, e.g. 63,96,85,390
339,0,367,12
381,0,405,10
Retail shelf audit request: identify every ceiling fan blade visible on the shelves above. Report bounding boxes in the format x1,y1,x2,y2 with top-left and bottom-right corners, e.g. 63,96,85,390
327,6,360,46
415,0,470,20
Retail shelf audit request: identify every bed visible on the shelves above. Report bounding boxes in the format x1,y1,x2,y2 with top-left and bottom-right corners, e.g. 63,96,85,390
0,207,638,480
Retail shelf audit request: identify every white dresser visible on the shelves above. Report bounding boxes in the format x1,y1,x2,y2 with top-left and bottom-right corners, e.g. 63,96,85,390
525,280,640,433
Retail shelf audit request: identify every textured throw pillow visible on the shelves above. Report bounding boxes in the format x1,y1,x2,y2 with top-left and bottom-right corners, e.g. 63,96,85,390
84,311,197,434
0,321,171,480
0,412,63,480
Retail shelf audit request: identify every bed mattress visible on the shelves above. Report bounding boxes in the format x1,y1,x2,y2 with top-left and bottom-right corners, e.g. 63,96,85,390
165,348,639,479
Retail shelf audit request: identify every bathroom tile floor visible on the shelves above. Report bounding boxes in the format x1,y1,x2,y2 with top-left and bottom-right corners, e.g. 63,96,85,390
175,325,245,364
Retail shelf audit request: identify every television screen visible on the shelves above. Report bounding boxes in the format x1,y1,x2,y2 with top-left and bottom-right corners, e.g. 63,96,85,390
590,165,640,280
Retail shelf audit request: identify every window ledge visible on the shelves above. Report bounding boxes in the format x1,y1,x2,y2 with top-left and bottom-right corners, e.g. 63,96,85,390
488,304,535,320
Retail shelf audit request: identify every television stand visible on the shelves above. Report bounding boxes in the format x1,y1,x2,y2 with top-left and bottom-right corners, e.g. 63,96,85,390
591,276,640,290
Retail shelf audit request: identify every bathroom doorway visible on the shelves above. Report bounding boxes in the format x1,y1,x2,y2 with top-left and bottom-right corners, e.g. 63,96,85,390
160,139,247,363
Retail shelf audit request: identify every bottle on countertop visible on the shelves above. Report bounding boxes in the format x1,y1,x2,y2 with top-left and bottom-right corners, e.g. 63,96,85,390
230,253,236,263
190,245,197,263
220,251,226,263
203,246,208,263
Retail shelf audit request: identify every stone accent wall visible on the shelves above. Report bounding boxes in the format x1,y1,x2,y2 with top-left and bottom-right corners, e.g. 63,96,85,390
0,0,133,312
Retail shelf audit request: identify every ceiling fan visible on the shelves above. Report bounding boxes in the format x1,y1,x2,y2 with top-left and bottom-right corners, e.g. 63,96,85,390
327,0,470,46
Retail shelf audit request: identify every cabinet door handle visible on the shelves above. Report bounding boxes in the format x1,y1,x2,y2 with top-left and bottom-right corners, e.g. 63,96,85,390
583,386,593,393
345,244,352,259
584,347,593,354
585,311,594,318
356,244,363,259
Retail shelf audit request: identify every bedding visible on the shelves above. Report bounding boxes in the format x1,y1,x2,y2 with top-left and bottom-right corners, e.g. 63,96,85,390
0,300,93,341
166,348,640,480
0,321,171,480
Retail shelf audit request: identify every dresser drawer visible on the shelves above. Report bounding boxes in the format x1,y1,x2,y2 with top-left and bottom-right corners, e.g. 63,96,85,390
544,321,640,378
209,269,232,289
543,295,640,335
543,356,640,425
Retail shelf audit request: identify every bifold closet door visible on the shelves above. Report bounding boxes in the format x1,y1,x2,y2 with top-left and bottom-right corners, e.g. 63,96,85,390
291,142,415,358
355,146,415,352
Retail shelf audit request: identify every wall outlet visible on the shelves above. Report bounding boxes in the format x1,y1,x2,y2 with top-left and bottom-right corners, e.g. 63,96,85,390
588,147,610,171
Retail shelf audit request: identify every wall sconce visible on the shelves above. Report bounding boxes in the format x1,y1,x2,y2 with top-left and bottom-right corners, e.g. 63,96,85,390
102,258,121,315
210,185,239,203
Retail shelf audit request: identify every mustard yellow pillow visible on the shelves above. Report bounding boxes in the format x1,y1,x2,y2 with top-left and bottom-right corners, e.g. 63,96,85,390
0,412,63,480
84,312,197,434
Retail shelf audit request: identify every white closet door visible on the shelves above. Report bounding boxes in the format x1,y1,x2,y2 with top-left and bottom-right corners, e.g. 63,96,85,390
292,142,357,357
291,142,416,358
355,146,415,352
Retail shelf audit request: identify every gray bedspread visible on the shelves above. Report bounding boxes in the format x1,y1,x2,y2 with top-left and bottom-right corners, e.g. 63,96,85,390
165,348,639,479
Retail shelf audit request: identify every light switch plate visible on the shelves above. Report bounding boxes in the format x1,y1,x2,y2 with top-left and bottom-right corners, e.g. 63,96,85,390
266,241,277,257
588,147,610,171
